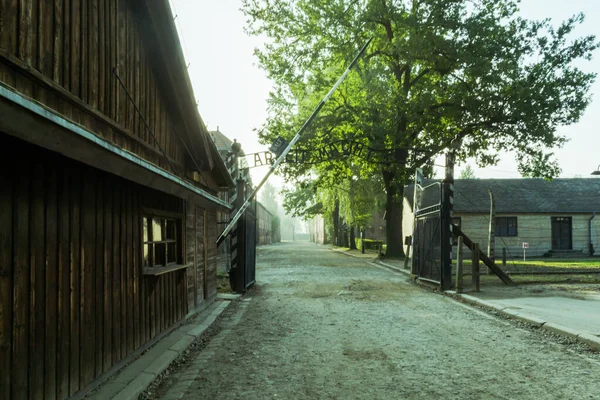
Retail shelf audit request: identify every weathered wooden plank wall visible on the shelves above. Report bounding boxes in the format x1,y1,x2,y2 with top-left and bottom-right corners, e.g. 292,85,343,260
184,202,219,312
196,206,205,301
0,134,189,399
206,208,219,298
0,0,192,176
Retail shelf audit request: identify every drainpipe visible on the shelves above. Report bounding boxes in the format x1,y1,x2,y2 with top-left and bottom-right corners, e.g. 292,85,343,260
589,213,596,256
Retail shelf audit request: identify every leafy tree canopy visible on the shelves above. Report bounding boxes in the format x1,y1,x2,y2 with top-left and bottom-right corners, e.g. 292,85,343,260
459,164,477,179
243,0,598,254
259,181,280,215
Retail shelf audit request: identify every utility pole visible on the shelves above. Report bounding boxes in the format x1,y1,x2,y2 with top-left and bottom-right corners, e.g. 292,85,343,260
488,188,495,274
440,142,458,290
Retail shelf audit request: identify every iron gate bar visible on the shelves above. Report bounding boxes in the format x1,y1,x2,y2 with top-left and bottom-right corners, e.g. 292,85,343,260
420,215,442,282
412,181,443,285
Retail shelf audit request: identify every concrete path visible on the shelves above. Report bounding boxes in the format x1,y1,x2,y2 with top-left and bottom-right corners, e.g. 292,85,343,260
376,257,600,346
480,295,600,336
151,241,600,400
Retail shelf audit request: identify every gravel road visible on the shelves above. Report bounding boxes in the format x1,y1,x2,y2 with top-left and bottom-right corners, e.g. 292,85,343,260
154,241,600,400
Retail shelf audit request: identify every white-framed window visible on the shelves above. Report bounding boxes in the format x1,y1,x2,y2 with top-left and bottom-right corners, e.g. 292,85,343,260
143,216,180,267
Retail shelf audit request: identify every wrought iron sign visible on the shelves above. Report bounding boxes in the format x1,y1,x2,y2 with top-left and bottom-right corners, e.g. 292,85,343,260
244,139,417,168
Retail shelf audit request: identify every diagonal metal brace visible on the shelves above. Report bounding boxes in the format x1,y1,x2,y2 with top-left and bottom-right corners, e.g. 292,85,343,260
216,37,373,246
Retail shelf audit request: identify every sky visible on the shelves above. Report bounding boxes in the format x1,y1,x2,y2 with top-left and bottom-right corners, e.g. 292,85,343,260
169,0,600,183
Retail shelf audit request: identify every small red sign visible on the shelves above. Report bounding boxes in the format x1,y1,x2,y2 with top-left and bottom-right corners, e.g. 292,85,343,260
522,242,529,249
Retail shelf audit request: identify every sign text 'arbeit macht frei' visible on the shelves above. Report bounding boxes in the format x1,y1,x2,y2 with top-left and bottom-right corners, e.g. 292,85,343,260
243,139,418,169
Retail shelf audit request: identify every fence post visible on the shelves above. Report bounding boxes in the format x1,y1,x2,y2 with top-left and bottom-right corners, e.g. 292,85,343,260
441,147,456,290
472,242,480,292
456,236,463,293
361,230,365,254
502,247,507,266
404,235,412,270
488,188,495,275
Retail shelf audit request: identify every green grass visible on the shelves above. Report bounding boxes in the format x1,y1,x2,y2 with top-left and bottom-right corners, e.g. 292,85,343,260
480,273,600,285
455,258,600,270
508,258,600,267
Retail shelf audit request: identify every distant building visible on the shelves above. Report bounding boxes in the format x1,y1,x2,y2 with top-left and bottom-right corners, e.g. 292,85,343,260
257,202,280,245
404,179,600,258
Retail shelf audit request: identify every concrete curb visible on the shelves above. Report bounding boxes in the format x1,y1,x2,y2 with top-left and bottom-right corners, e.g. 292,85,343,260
455,293,600,351
329,248,379,262
374,260,410,276
91,300,232,400
329,248,410,276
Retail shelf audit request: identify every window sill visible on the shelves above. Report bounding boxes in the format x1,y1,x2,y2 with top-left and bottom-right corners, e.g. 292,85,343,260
143,263,191,276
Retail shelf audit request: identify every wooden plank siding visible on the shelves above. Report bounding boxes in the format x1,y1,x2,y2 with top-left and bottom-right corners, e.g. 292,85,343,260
0,1,230,398
0,0,196,176
0,133,191,399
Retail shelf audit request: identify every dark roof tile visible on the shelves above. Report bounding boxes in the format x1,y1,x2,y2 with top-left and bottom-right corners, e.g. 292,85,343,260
405,178,600,213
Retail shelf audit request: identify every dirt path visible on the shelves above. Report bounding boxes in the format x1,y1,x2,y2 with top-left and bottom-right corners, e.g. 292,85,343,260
155,241,600,400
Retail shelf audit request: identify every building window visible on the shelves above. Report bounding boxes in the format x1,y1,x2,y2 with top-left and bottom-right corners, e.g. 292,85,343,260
143,216,180,267
495,217,518,237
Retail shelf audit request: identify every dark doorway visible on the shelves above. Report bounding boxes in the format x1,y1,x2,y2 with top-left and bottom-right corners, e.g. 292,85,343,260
551,217,572,250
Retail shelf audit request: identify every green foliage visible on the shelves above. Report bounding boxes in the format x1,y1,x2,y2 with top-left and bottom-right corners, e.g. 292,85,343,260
459,165,477,179
243,0,599,245
259,181,280,214
356,238,384,251
243,0,597,176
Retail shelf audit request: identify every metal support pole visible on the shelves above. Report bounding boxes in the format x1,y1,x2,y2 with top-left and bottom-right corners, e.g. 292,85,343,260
487,188,496,274
404,235,412,270
456,236,464,294
472,243,480,292
231,178,246,293
216,38,372,246
441,149,456,290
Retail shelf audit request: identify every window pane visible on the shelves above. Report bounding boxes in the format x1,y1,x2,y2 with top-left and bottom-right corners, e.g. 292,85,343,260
167,242,177,264
155,243,166,266
143,217,149,242
495,218,504,236
166,219,176,240
143,244,150,267
508,218,517,236
152,218,163,241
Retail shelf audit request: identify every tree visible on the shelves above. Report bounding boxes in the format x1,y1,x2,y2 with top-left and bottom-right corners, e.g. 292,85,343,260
259,181,279,215
459,165,477,179
243,0,598,257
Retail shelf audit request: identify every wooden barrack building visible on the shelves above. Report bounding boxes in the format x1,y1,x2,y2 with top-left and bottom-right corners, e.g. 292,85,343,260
0,1,234,398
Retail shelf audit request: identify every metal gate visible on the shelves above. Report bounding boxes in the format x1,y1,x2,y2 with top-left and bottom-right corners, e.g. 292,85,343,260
230,192,257,293
412,182,443,284
242,201,257,288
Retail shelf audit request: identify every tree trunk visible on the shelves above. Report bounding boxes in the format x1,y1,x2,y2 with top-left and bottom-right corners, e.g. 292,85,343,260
349,225,357,250
333,198,340,246
383,169,405,258
343,223,349,248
